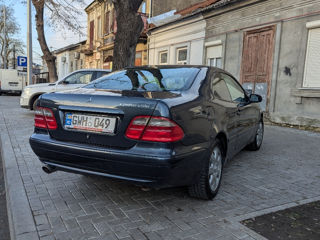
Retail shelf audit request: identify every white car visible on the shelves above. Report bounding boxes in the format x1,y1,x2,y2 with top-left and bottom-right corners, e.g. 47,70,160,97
20,69,110,110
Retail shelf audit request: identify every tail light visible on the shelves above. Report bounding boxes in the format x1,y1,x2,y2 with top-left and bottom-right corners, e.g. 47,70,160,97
125,116,184,142
34,107,57,130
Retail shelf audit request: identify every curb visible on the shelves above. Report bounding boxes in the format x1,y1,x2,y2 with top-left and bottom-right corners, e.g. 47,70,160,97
0,127,39,240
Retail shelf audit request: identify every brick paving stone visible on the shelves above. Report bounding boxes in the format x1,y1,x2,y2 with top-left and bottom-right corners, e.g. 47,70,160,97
1,96,320,240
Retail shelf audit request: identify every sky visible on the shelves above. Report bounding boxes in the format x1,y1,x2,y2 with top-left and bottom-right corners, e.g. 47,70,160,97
4,0,91,64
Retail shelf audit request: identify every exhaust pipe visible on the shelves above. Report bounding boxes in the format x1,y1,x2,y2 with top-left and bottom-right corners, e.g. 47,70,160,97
42,164,56,174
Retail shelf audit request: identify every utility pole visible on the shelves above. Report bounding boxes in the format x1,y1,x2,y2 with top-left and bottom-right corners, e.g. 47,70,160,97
27,0,33,85
13,44,16,69
3,6,7,69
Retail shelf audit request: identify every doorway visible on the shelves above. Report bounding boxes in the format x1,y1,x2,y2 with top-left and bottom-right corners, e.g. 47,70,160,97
240,26,276,111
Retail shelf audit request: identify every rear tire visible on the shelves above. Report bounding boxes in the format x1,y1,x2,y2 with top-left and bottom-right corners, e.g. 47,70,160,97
188,140,224,200
246,120,264,151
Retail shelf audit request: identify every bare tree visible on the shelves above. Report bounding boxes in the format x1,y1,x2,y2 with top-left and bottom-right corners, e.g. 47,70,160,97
112,0,144,71
32,0,85,82
0,5,24,69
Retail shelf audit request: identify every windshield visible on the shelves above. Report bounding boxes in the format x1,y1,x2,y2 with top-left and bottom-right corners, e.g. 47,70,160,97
84,67,200,91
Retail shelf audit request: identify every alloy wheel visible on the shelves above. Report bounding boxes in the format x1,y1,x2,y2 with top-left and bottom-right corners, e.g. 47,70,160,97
208,146,222,192
256,122,264,147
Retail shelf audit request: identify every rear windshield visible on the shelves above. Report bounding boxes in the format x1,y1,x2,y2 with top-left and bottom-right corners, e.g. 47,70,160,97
84,68,200,91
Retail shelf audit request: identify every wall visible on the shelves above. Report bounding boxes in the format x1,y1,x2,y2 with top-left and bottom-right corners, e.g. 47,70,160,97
203,0,320,127
152,0,201,16
55,46,85,80
149,15,206,65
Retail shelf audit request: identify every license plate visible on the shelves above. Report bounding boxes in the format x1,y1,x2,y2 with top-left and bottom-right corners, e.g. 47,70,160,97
64,113,117,133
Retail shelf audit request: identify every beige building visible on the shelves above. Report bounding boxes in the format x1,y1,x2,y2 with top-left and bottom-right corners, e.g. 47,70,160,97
83,0,150,70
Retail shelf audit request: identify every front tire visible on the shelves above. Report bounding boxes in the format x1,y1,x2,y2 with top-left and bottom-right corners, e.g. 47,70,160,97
188,140,223,200
247,120,264,151
31,97,39,110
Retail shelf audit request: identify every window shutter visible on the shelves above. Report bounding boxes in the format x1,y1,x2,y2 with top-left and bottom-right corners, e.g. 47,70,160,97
206,45,222,59
112,9,117,33
90,20,94,49
303,28,320,88
105,11,109,34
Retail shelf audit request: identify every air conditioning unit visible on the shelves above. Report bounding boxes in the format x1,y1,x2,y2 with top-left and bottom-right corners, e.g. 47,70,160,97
61,56,66,63
74,52,80,60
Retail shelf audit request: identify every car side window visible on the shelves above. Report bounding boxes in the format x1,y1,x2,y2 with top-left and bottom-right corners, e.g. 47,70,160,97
210,73,232,101
221,73,246,103
95,71,109,80
64,72,93,85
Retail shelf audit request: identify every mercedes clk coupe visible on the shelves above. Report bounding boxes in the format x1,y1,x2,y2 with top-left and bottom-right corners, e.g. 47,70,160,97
30,66,264,200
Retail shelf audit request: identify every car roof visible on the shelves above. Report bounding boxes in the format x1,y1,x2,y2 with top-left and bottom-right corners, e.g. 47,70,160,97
125,65,210,70
73,69,111,73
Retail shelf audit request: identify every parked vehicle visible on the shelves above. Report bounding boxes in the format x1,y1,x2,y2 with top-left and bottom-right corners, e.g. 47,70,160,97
20,69,110,110
29,66,263,200
0,69,25,95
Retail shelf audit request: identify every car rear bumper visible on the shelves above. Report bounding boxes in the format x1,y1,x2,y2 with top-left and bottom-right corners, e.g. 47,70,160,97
0,89,22,94
29,133,207,188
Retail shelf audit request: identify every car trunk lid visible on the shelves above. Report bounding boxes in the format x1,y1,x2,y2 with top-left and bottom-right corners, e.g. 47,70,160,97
40,88,161,149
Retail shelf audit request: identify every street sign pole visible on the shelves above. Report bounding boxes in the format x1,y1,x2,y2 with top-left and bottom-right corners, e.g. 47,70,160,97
27,0,33,85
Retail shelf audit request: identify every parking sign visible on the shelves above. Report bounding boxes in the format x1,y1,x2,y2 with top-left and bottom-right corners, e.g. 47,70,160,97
17,56,27,67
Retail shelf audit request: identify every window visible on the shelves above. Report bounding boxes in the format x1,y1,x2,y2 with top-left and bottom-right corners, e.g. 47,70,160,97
105,11,110,34
159,51,168,64
135,51,142,66
208,58,222,68
211,75,232,101
222,73,246,103
64,72,94,85
111,9,116,33
96,71,109,79
206,44,222,68
85,67,200,91
97,16,102,38
176,47,188,65
303,22,320,88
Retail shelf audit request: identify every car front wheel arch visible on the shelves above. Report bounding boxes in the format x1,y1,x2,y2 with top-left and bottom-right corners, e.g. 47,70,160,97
30,94,42,110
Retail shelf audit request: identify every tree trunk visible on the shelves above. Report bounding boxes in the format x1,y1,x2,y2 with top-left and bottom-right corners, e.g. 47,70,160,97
112,0,144,71
32,0,58,82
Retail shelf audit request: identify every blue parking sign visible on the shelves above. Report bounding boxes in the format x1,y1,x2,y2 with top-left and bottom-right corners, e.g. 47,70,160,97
17,56,27,67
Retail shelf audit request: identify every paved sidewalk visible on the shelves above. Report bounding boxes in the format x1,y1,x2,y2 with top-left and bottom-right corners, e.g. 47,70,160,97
0,143,10,239
1,96,320,240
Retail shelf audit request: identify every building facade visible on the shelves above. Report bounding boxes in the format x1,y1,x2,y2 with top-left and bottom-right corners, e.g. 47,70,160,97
83,0,150,70
149,0,320,127
53,41,86,80
148,15,206,66
202,0,320,127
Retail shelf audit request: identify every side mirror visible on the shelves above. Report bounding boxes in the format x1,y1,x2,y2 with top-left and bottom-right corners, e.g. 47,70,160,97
245,89,253,95
250,94,262,103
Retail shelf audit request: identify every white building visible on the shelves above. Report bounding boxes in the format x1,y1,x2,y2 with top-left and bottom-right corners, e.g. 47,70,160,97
53,41,86,80
148,14,207,66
